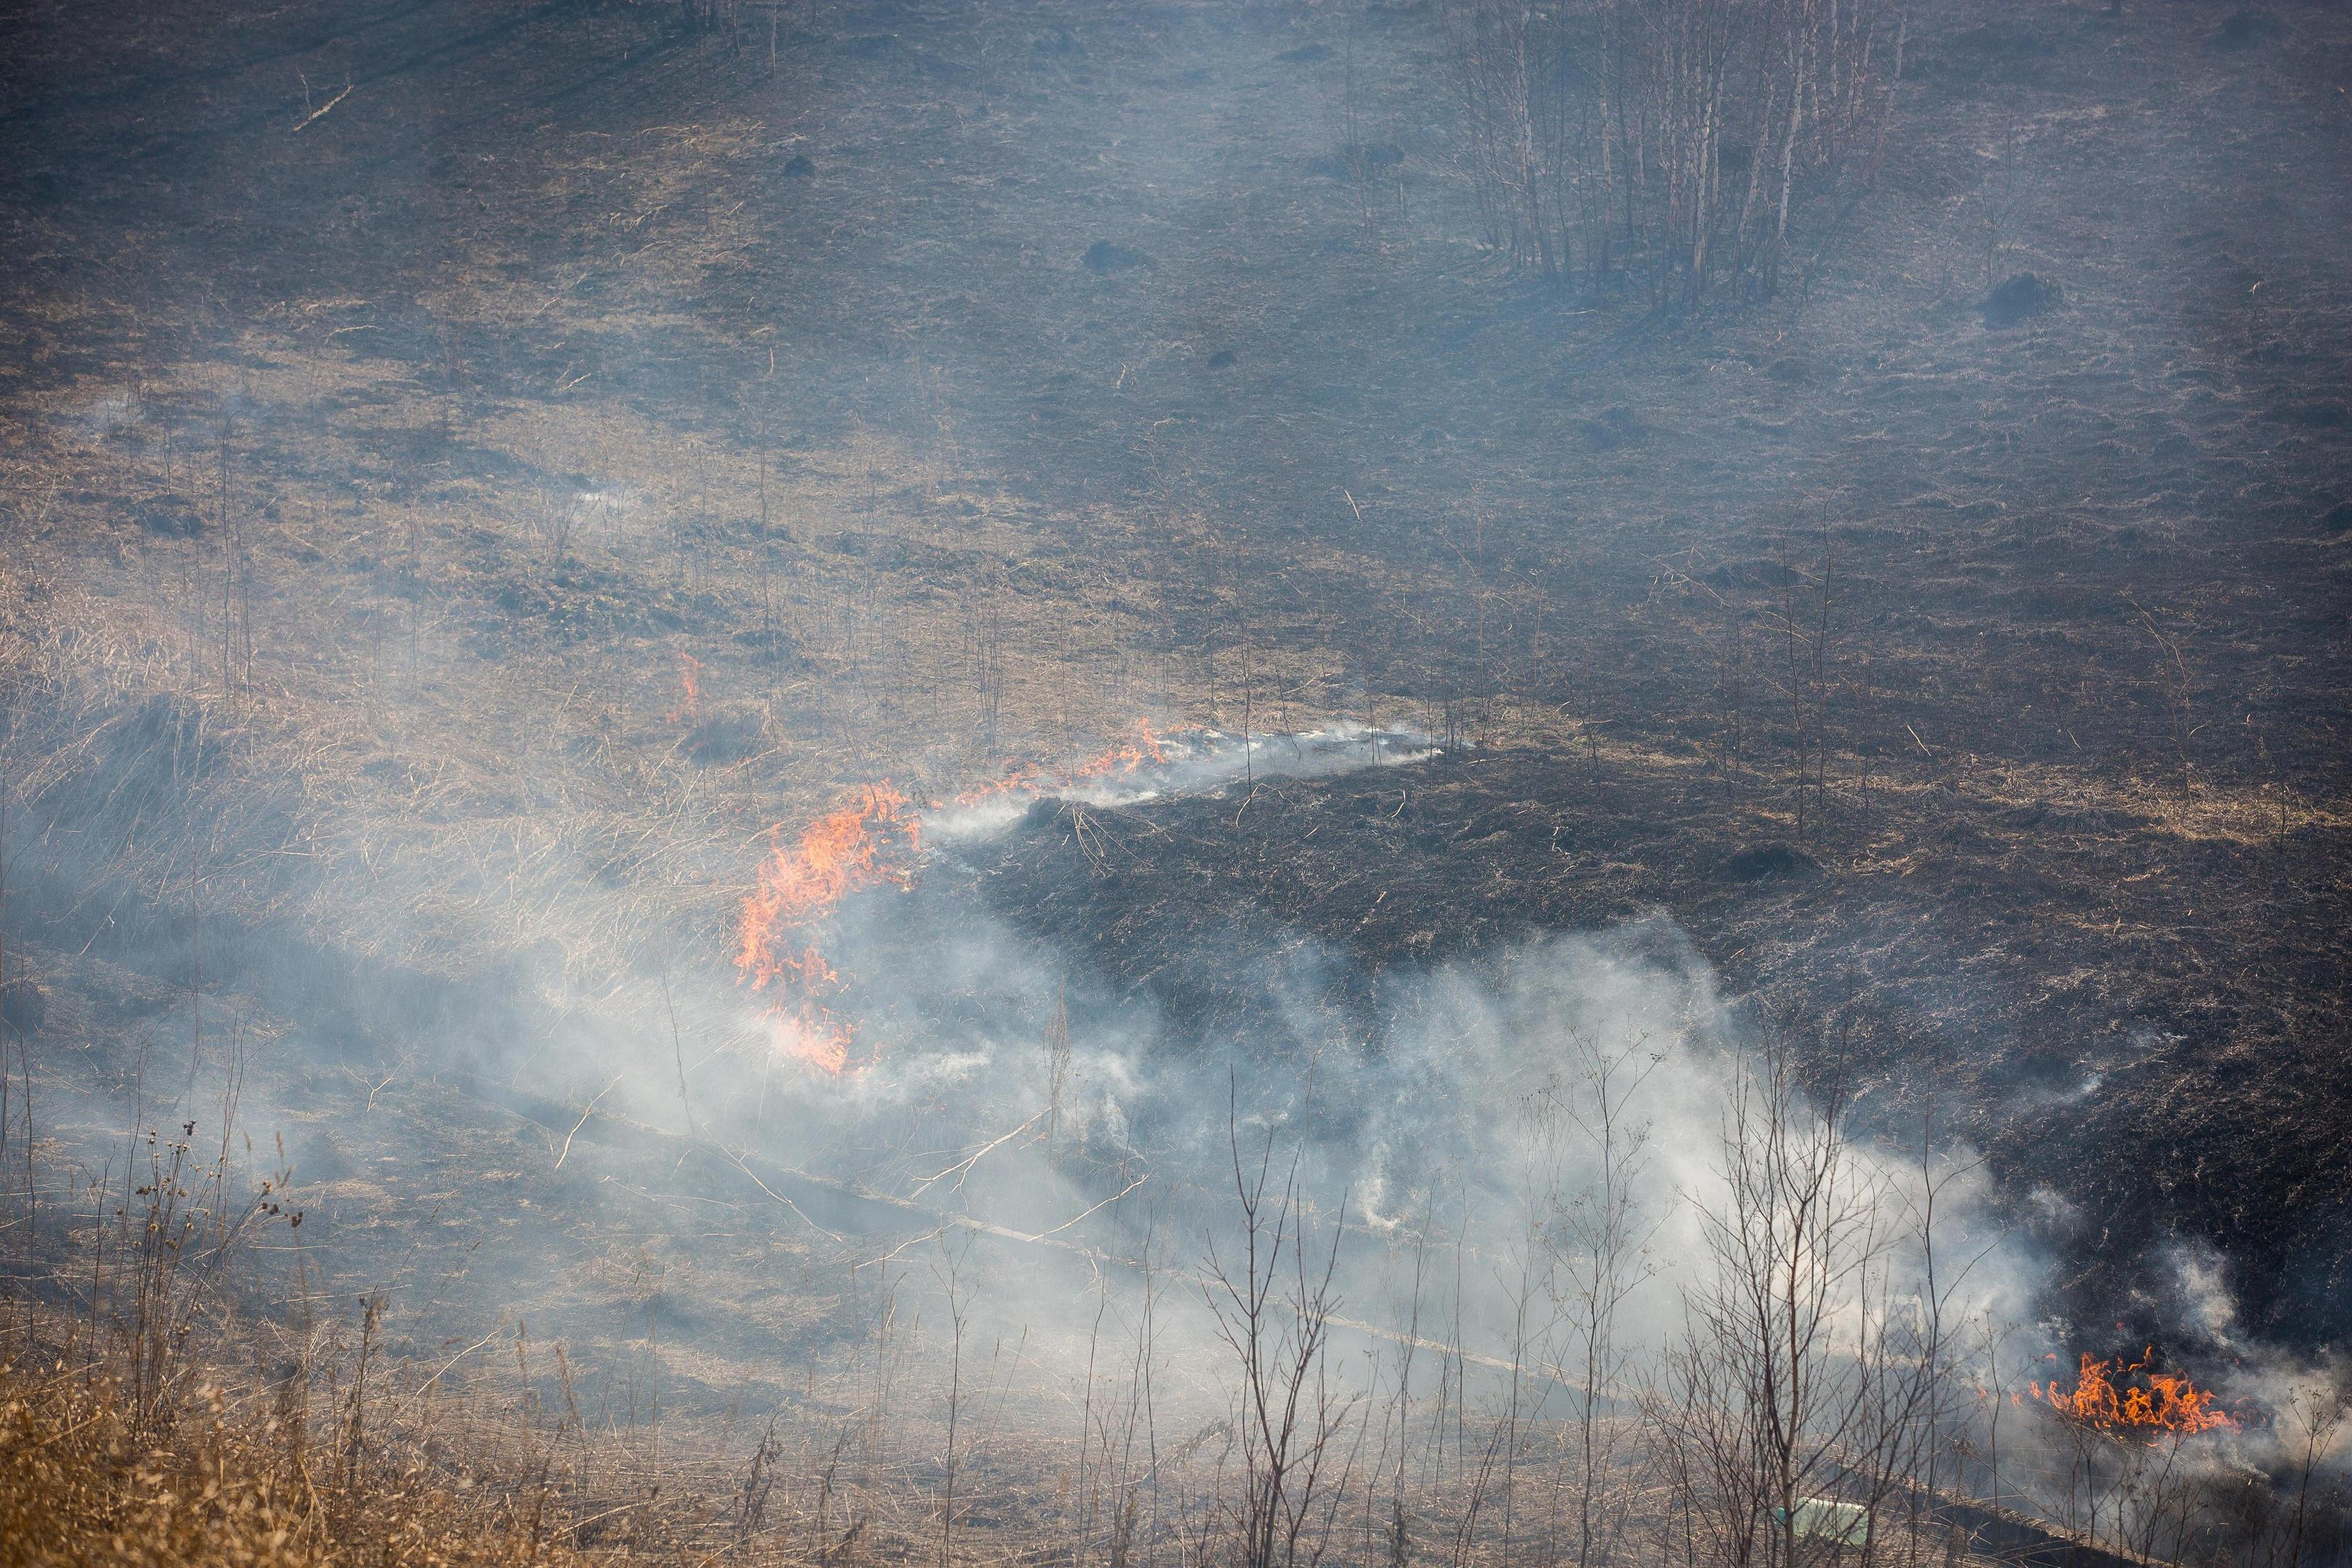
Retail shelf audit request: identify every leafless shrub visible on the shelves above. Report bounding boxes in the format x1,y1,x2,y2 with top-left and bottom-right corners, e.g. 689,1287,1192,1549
1205,1085,1360,1568
1543,1032,1662,1568
1645,1027,1965,1568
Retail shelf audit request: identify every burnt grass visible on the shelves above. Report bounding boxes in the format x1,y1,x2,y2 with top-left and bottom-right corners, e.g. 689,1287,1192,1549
1,0,2351,1379
960,753,2352,1347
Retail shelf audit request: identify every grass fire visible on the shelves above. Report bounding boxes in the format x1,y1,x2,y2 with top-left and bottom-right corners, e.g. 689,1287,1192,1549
1,1,2348,1566
2032,1351,2240,1440
738,781,921,1071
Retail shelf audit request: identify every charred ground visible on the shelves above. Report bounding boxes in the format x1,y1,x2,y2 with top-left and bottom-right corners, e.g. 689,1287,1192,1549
964,752,2352,1346
1,0,2350,1404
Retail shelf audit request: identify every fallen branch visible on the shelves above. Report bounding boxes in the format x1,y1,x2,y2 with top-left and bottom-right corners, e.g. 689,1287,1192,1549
553,1076,622,1170
290,79,354,134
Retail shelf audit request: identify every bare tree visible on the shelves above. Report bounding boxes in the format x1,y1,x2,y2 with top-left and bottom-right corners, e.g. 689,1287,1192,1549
1545,1032,1662,1568
1205,1084,1359,1568
2280,1370,2349,1568
1646,1029,1924,1568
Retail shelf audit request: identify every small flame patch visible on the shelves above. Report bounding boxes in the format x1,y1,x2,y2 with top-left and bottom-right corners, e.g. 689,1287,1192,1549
950,720,1168,807
2030,1349,2236,1438
664,652,706,727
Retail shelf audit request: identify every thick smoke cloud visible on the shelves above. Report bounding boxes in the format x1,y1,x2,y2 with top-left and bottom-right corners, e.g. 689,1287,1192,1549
650,739,2037,1397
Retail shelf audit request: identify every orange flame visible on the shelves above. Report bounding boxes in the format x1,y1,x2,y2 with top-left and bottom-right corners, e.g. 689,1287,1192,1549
1068,718,1169,781
735,724,1175,1075
735,784,920,1073
666,652,706,726
950,721,1169,807
2029,1349,2236,1439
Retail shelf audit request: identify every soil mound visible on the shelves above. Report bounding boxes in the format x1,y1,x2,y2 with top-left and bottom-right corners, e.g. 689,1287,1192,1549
1716,841,1824,883
136,492,203,536
2213,10,2282,53
1083,240,1152,274
1983,271,2058,329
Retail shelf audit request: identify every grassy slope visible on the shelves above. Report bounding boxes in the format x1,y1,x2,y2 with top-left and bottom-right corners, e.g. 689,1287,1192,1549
0,0,2348,1385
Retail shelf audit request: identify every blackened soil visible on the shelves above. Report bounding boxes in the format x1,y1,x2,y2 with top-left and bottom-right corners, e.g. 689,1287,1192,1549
970,751,2352,1349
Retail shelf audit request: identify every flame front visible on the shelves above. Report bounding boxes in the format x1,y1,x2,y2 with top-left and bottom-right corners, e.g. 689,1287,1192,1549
735,783,920,1073
735,724,1175,1076
952,721,1168,807
1067,719,1168,781
2030,1349,2237,1438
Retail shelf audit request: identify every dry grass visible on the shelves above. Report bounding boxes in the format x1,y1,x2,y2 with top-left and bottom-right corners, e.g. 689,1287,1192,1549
0,1360,571,1567
0,1313,2030,1568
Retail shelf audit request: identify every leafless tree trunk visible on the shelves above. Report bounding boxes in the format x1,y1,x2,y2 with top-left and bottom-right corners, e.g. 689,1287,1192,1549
1548,1033,1661,1568
1206,1083,1358,1568
1647,1028,1951,1568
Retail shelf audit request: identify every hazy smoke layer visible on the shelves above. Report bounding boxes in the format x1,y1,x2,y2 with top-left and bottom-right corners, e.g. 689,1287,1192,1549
696,738,2035,1391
